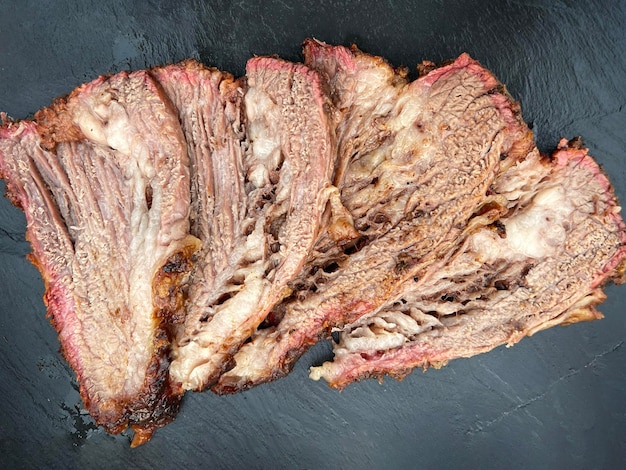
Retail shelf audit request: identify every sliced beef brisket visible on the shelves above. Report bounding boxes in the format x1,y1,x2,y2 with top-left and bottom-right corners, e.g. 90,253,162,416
0,71,199,446
310,139,626,388
1,40,624,446
214,42,535,393
156,58,334,391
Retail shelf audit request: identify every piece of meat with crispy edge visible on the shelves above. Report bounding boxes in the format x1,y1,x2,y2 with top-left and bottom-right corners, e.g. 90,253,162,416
160,57,336,391
0,69,199,446
310,139,626,388
214,41,535,394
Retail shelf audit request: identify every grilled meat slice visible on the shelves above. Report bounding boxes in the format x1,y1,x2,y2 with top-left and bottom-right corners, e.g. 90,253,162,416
158,58,335,391
0,71,198,446
310,140,626,388
215,42,534,393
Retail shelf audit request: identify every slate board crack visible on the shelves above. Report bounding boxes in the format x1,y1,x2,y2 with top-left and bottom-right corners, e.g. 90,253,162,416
465,340,624,436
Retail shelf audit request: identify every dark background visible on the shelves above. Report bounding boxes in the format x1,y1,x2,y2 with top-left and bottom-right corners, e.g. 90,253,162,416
1,1,625,468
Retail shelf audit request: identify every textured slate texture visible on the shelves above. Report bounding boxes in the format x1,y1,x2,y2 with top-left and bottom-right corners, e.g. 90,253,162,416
0,1,625,468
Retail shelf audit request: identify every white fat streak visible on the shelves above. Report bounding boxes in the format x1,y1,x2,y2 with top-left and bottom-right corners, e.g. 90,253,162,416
172,268,268,391
172,221,268,389
248,164,270,189
245,87,281,188
493,149,548,200
392,100,432,170
74,96,164,396
309,306,441,382
354,65,396,96
505,186,573,259
471,185,575,262
244,217,266,262
349,92,427,182
343,327,407,352
126,163,162,395
75,98,133,157
274,159,292,205
387,93,424,132
341,308,442,353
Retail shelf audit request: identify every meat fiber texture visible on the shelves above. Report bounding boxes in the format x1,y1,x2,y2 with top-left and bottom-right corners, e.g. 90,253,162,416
150,59,334,392
1,40,625,446
309,139,626,388
0,72,200,446
0,57,334,444
216,41,539,392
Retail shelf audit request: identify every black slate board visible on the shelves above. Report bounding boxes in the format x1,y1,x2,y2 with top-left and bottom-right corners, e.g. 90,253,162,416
1,1,625,468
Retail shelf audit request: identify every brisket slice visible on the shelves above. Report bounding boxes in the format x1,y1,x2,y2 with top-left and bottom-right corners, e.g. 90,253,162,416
0,71,199,446
214,41,535,393
155,58,334,391
310,139,626,388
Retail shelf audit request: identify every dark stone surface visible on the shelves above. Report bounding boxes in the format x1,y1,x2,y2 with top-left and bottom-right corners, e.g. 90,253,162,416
0,1,625,468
